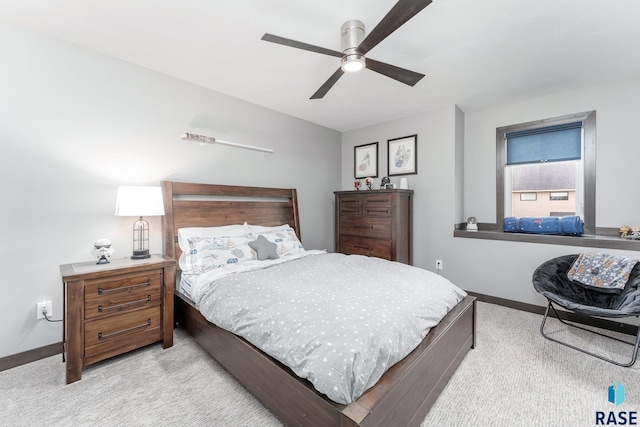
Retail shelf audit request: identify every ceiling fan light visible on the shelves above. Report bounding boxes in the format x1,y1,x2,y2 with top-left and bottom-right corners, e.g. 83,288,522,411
341,54,365,73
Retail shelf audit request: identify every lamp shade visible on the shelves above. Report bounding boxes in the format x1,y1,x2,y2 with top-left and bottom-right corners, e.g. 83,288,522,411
115,186,164,217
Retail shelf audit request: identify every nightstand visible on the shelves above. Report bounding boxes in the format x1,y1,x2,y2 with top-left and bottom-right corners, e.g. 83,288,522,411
60,254,176,384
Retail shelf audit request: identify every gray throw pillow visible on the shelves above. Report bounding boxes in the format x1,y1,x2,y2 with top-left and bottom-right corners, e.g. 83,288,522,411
249,235,279,260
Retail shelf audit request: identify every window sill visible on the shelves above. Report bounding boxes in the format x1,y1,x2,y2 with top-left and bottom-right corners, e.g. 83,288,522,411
454,225,640,250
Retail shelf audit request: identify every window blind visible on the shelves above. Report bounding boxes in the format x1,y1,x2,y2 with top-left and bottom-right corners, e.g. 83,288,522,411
506,122,582,165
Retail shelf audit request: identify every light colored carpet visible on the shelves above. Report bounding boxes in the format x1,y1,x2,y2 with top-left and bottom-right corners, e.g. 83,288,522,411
1,302,639,426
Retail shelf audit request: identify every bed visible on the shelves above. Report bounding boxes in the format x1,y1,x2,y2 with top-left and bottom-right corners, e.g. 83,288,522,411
161,180,476,426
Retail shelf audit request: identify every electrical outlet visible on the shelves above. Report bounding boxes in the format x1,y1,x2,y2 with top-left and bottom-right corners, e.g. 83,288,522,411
435,259,443,270
36,300,53,320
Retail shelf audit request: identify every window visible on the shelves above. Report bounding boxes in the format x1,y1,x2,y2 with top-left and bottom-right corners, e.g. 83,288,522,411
496,111,596,235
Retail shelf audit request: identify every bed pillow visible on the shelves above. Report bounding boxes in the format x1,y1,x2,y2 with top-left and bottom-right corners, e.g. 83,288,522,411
178,224,248,253
567,253,638,293
248,235,280,261
181,237,255,273
247,223,293,233
246,224,305,258
178,225,253,273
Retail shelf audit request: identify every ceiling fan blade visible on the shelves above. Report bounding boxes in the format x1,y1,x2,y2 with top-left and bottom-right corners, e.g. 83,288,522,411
261,33,343,58
310,68,344,99
366,58,425,86
358,0,433,55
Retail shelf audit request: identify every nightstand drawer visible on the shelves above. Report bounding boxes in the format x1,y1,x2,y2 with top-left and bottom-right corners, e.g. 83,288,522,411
339,217,391,239
84,306,161,358
84,271,162,320
339,236,392,259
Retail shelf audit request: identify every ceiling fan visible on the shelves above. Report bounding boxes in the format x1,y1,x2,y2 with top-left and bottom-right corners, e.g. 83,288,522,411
261,0,432,99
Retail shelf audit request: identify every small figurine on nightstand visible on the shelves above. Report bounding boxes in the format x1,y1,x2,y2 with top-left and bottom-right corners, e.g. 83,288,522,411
365,177,373,190
354,180,361,190
92,239,114,264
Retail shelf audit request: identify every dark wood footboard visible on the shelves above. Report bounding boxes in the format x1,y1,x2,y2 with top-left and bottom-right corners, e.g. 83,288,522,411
175,291,476,427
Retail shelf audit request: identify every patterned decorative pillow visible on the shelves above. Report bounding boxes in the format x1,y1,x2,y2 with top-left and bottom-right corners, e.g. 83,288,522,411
567,253,638,293
246,224,305,258
248,235,280,260
178,225,247,252
185,244,255,273
178,225,254,273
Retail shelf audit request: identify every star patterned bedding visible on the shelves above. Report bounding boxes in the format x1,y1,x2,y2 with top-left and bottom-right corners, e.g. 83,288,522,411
183,250,467,404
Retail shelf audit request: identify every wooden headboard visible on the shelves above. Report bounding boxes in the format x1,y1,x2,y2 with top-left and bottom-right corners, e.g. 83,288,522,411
161,181,300,265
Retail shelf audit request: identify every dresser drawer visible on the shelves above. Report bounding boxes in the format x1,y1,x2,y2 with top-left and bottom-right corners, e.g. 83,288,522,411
339,236,392,260
339,217,391,239
84,306,161,359
339,195,362,216
84,271,162,320
363,194,392,217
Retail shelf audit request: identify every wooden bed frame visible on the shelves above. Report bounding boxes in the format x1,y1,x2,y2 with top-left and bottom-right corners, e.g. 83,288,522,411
161,180,476,427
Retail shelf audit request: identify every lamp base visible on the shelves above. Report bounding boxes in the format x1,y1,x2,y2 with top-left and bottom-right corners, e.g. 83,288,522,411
131,249,150,260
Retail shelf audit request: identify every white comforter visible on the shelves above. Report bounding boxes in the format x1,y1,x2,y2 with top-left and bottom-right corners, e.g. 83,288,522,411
185,252,466,404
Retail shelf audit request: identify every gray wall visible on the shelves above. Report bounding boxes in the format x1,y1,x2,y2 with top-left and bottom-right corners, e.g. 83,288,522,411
341,105,460,274
0,23,341,358
457,77,640,305
342,77,640,311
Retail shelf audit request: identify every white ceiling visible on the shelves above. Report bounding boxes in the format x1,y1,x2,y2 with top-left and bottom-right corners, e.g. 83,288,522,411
1,0,639,131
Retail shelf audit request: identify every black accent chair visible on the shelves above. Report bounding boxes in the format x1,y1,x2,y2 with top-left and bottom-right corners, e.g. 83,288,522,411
532,254,640,367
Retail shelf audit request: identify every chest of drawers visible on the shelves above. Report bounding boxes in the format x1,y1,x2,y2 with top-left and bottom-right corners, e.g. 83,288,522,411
60,254,176,384
335,189,413,264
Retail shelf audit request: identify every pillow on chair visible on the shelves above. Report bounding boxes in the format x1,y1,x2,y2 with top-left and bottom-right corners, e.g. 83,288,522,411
567,253,638,294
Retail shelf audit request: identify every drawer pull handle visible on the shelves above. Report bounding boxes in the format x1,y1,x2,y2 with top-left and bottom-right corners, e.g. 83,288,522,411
353,225,374,229
367,209,390,214
354,245,373,250
98,295,152,312
98,280,151,295
98,319,151,340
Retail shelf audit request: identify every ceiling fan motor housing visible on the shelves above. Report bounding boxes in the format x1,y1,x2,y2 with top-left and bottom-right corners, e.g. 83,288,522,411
341,20,365,72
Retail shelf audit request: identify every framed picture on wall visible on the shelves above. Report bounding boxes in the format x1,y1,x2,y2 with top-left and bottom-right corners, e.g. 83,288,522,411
388,134,417,176
354,142,378,178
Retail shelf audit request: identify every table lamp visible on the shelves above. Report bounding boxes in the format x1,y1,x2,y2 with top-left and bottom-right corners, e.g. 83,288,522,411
115,186,164,259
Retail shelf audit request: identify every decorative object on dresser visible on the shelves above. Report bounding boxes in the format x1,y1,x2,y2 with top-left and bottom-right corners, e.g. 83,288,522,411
388,134,417,176
335,189,413,264
60,254,176,384
354,142,378,179
92,238,114,264
365,176,373,190
115,186,165,259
